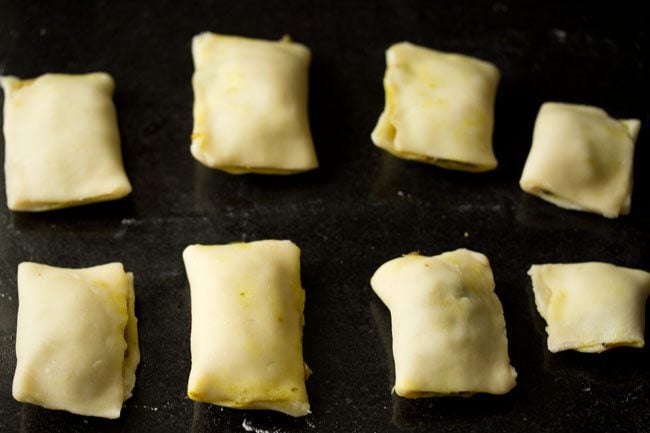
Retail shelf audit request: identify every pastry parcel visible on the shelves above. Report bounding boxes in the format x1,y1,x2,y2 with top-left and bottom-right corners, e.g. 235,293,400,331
1,73,132,211
371,42,499,172
12,262,139,418
190,33,318,174
529,262,650,353
183,240,310,416
371,249,516,397
520,102,640,218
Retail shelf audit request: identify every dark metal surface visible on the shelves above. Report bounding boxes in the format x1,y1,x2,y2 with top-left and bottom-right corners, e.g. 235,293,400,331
1,1,649,432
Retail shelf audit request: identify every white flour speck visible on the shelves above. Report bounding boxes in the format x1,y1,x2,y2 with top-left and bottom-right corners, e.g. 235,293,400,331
242,420,254,432
242,419,282,433
133,404,160,412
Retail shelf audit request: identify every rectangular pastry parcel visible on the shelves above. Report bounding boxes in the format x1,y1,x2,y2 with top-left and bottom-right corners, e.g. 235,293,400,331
371,42,500,172
1,73,132,211
529,262,650,353
12,262,139,418
371,249,517,397
520,102,640,218
190,33,318,174
183,240,310,416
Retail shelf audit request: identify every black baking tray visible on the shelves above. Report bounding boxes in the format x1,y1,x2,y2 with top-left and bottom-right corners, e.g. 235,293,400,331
1,1,649,432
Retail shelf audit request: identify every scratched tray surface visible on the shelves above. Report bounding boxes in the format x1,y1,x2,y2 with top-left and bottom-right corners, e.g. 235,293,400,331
1,1,649,432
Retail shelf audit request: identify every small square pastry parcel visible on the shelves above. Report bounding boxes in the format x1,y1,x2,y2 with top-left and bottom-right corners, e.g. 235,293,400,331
371,249,517,397
183,240,310,416
529,262,650,353
520,102,641,218
1,73,132,211
371,42,500,172
190,33,318,174
13,262,140,419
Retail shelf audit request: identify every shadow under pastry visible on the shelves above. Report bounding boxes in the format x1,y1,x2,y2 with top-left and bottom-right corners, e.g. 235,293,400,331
191,402,309,433
8,197,134,233
20,403,119,433
515,193,622,235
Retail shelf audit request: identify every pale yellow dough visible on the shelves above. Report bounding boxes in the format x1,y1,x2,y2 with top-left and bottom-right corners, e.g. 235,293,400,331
183,240,310,416
529,262,650,353
371,249,517,397
190,33,318,174
1,73,132,211
520,102,640,218
371,42,499,172
12,262,140,419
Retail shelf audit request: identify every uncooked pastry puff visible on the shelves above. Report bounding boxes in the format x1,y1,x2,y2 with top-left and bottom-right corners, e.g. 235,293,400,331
371,249,517,397
371,42,499,172
183,240,310,416
519,102,641,218
529,262,650,353
1,73,132,211
190,33,318,174
12,262,140,419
